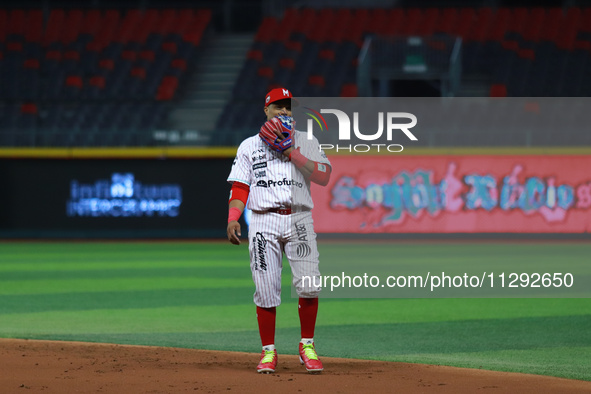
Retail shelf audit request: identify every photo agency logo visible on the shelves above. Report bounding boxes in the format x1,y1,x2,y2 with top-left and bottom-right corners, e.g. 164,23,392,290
303,106,418,153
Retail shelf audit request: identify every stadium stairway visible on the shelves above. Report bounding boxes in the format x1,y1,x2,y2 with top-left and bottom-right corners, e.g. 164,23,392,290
168,33,253,143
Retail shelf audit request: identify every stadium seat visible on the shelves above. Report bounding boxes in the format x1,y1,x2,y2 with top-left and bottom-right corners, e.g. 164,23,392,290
0,7,212,146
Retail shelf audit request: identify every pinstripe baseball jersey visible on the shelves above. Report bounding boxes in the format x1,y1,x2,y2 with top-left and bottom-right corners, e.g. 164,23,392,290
227,130,330,211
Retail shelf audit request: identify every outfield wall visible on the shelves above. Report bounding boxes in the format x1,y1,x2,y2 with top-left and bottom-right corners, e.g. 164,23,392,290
312,154,591,234
1,148,590,238
0,150,236,238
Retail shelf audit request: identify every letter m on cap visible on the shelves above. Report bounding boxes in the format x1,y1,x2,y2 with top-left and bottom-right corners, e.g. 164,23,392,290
283,89,290,96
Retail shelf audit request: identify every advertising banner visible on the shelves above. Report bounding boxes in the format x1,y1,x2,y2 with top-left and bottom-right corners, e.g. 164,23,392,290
312,155,591,233
0,158,234,238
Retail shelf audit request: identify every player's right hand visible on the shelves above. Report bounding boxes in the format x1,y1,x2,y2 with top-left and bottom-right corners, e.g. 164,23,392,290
227,221,241,245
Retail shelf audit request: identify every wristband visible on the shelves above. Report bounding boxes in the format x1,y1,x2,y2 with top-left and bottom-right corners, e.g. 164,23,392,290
289,148,308,168
228,207,242,223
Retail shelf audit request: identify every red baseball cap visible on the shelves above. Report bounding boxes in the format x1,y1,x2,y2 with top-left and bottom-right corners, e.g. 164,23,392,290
264,87,299,107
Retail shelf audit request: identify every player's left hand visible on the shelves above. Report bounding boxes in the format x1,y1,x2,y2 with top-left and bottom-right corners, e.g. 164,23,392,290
259,115,294,152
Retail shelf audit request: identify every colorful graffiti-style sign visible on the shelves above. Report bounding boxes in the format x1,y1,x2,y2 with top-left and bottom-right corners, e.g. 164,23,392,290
329,162,590,228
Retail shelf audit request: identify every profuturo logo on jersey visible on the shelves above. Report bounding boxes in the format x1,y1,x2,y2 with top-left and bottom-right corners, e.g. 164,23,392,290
256,178,303,188
267,178,304,188
305,108,417,153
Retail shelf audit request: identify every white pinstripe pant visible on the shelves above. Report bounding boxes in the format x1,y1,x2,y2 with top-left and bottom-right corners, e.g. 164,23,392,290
248,211,321,308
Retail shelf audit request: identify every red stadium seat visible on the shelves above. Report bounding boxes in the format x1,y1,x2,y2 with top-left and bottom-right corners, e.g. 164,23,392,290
381,9,404,36
518,49,535,60
0,10,7,41
279,58,295,69
275,8,298,42
64,50,80,60
340,83,358,97
162,42,177,53
44,9,65,45
171,9,195,36
489,84,507,97
319,49,335,61
89,76,106,89
455,8,476,38
258,67,274,78
247,50,263,60
45,50,61,60
438,8,458,34
139,50,155,61
285,41,302,52
130,67,146,78
508,8,529,35
65,76,83,88
343,9,369,43
121,50,137,60
6,42,23,51
254,17,278,43
471,7,493,42
523,8,545,41
401,8,423,36
308,75,325,87
80,9,102,36
61,10,84,45
156,76,178,100
171,59,187,71
366,9,389,35
183,28,204,46
502,40,519,50
25,10,44,43
291,8,318,39
573,41,591,50
94,9,121,49
115,9,142,43
99,59,115,70
309,9,335,42
8,9,25,36
24,59,40,68
539,8,563,42
581,8,591,32
156,9,177,35
556,8,581,49
418,8,440,36
21,103,38,114
488,8,511,41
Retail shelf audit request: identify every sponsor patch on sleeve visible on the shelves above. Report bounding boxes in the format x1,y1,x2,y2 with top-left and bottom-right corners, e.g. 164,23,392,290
317,163,327,172
253,162,267,170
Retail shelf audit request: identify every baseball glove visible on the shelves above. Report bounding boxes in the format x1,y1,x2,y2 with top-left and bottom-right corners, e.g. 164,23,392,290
259,115,294,152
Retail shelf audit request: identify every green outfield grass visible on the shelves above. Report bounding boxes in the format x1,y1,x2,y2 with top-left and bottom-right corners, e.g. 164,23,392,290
0,241,590,381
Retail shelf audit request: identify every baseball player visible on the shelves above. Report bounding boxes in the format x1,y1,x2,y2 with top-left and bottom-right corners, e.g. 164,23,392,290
226,87,331,374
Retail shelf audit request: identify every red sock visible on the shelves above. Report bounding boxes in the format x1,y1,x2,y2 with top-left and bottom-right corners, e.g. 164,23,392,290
298,297,319,339
256,306,276,346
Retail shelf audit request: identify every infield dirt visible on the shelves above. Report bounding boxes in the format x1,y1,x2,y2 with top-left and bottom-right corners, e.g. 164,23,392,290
1,338,590,393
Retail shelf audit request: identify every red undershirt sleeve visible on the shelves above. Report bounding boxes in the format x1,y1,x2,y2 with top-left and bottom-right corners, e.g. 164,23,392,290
229,181,250,205
289,148,331,186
